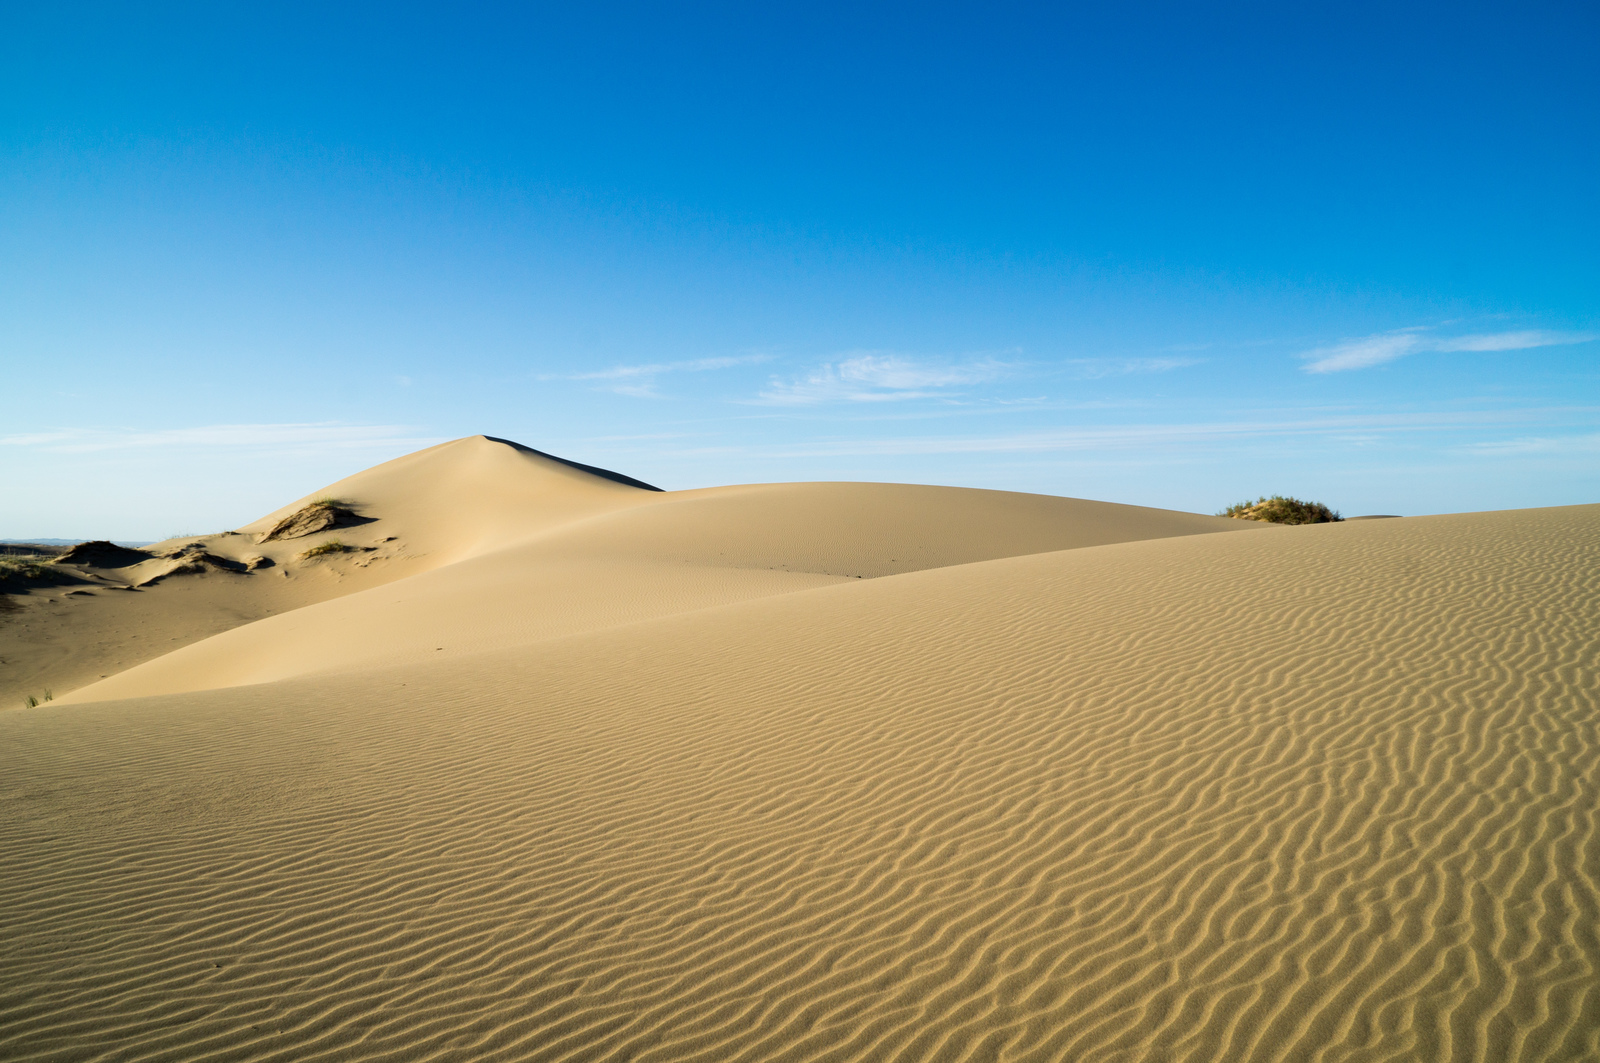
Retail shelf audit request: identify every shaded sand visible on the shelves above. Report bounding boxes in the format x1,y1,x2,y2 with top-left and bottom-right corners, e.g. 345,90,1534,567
2,441,1597,1063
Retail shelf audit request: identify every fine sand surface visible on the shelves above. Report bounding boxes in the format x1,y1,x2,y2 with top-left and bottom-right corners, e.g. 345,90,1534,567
2,436,1596,1063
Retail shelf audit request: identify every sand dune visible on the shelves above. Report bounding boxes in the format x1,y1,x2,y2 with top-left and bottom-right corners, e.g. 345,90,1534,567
0,438,663,706
52,436,1258,702
3,438,1596,1063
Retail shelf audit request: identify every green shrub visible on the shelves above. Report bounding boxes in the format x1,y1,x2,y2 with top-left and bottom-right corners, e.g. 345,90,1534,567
1221,495,1343,525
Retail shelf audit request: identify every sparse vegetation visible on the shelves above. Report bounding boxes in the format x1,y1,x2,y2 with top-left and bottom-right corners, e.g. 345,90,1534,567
310,497,345,508
21,690,53,709
300,539,350,559
0,556,53,582
0,554,81,593
0,543,65,558
1221,495,1343,525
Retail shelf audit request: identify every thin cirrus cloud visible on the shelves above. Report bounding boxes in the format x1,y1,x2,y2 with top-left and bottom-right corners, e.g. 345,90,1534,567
550,355,771,397
1301,328,1596,373
1066,357,1201,379
755,353,1008,405
646,405,1597,459
1461,432,1600,457
0,423,443,454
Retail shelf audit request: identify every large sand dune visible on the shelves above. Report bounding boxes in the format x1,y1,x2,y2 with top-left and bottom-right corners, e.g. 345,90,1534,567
2,437,1596,1062
48,437,1256,702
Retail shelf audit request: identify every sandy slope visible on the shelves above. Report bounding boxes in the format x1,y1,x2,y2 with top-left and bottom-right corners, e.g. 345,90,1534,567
2,440,1596,1063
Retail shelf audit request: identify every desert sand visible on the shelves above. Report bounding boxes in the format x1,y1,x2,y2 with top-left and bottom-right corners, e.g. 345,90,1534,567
2,435,1596,1062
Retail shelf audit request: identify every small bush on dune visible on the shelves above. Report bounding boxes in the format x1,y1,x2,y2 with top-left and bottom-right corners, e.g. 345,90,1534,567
310,497,345,509
21,690,53,709
300,539,349,559
1222,495,1343,525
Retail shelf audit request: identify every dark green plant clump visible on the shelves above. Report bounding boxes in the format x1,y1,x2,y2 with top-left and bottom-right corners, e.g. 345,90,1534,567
1221,495,1343,525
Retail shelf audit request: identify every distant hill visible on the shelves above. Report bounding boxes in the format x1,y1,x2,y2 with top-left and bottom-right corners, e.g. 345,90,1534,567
1,538,155,547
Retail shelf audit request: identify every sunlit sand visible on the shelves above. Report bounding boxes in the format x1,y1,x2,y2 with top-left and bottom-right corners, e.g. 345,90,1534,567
3,436,1595,1062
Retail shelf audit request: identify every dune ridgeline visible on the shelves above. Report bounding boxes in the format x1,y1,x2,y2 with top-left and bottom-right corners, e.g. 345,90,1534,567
3,435,1596,1063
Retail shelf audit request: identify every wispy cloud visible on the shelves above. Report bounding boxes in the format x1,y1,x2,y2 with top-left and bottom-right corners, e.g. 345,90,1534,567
1433,330,1592,352
1461,432,1600,457
756,353,1007,405
547,355,770,397
1301,330,1428,373
1302,328,1595,373
1066,357,1201,379
0,431,79,447
611,406,1600,462
0,423,442,454
753,414,1425,457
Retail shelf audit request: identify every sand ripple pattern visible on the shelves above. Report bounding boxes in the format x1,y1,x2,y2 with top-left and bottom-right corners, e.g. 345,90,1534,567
2,506,1597,1062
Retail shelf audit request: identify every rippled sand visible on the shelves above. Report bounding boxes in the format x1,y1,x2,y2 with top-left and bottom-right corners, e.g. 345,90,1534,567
3,438,1595,1062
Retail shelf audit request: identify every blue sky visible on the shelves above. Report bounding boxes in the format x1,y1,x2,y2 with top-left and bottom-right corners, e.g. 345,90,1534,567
3,2,1597,539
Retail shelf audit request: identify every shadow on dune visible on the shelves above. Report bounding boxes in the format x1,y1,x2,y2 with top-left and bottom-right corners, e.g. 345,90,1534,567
485,437,664,492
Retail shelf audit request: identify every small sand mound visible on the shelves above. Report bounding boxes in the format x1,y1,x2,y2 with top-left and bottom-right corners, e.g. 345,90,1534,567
131,548,246,587
257,501,366,543
55,541,151,567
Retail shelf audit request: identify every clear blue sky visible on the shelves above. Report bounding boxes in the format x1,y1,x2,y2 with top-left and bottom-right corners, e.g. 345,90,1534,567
4,2,1596,539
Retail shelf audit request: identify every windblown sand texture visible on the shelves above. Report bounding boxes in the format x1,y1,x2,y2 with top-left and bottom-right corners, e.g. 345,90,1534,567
2,436,1596,1063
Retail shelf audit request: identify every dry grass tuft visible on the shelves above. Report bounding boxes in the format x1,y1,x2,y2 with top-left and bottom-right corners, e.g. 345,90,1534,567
0,557,53,582
300,539,350,559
